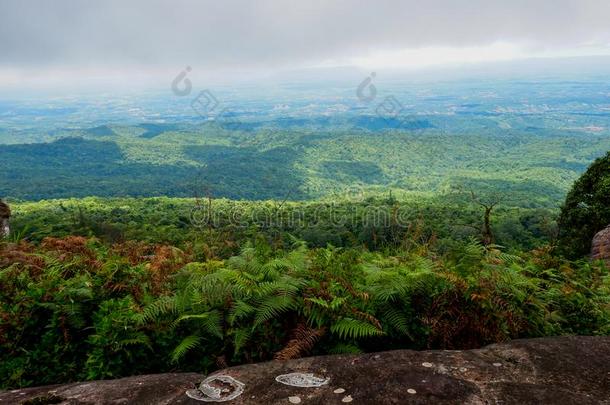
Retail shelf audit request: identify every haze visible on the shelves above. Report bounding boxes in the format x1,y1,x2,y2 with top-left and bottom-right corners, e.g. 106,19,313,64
1,0,610,91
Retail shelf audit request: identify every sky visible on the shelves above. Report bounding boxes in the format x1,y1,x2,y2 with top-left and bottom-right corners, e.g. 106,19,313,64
1,0,610,90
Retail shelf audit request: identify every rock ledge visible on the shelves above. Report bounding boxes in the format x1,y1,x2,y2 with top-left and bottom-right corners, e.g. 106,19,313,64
1,336,609,404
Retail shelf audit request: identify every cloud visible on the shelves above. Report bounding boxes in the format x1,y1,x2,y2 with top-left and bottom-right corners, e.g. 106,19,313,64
1,0,610,73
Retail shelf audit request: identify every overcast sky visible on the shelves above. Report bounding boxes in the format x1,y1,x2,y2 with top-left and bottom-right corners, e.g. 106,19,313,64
1,0,610,89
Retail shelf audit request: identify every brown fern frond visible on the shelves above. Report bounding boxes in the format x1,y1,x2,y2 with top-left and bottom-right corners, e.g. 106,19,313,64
335,277,369,301
40,236,101,269
274,324,326,360
351,309,382,330
0,249,45,273
439,271,468,290
111,240,156,264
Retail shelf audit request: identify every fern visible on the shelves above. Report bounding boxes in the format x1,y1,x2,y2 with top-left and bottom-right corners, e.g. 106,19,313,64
380,307,413,338
232,328,252,354
254,294,296,325
229,300,256,323
305,297,331,308
116,333,152,350
173,311,223,338
201,310,223,338
170,335,202,363
330,317,383,340
137,296,178,324
274,325,326,360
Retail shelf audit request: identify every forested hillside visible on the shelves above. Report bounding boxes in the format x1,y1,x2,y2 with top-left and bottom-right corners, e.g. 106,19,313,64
2,77,610,205
2,125,609,204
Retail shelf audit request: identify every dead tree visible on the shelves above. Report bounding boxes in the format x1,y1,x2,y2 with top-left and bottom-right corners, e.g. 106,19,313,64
470,191,503,246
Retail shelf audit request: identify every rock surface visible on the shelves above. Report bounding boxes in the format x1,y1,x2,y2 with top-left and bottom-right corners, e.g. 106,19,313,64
0,200,9,238
1,336,609,404
592,225,610,267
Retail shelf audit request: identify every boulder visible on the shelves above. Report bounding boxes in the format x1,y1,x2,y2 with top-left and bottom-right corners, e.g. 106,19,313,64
1,336,609,404
592,225,610,266
0,200,9,237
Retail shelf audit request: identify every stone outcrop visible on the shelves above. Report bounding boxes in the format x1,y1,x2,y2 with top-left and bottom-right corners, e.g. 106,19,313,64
0,200,10,238
1,336,609,404
592,225,610,267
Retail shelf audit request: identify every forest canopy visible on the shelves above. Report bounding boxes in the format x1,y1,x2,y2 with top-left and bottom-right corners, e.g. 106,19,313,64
559,151,610,258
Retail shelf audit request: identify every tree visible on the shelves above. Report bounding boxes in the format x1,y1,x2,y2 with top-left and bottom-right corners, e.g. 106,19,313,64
470,191,503,246
558,151,610,259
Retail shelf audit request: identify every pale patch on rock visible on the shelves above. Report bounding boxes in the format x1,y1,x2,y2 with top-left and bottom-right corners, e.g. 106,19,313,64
342,395,353,402
275,373,329,387
333,388,346,394
186,375,245,402
288,396,301,404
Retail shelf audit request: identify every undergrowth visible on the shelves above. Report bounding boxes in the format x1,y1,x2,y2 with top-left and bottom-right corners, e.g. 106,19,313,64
1,236,608,389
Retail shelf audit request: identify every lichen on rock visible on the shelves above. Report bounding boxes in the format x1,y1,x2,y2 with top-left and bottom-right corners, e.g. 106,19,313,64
186,375,245,402
275,372,329,387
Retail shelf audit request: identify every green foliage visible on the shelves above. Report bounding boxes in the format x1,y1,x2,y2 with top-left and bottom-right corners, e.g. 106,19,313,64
559,151,610,258
9,194,558,253
1,232,608,389
85,297,152,380
171,335,202,363
330,318,383,340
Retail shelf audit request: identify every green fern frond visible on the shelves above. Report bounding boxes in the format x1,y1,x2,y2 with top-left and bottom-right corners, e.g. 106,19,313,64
229,300,256,323
496,252,523,265
381,307,412,338
257,279,300,297
201,309,223,338
170,335,202,363
137,296,177,324
330,317,383,340
233,328,252,354
116,332,152,350
305,297,330,308
254,294,296,325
